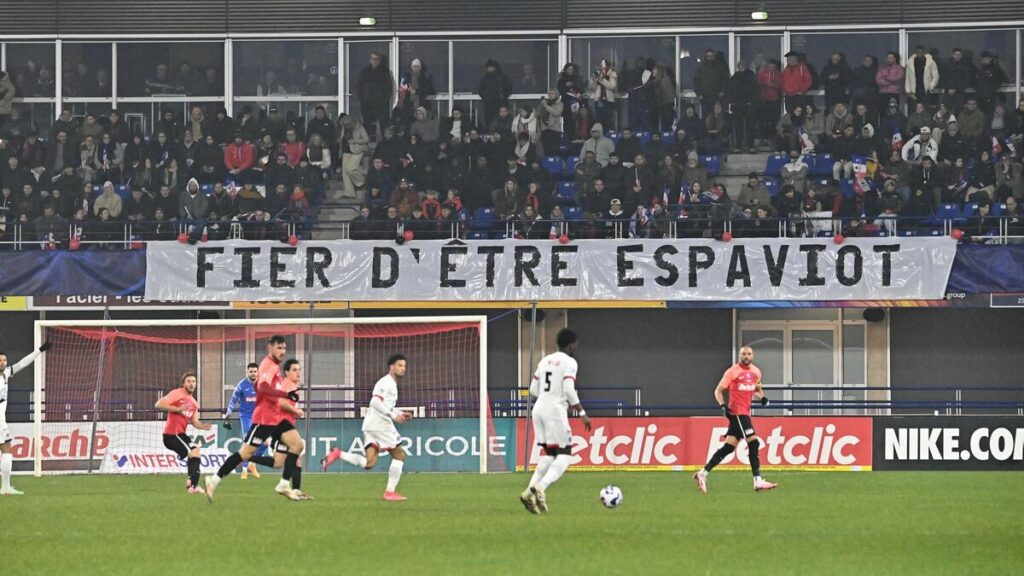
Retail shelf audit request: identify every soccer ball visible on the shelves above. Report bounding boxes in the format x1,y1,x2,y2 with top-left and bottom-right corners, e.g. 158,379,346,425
599,485,623,508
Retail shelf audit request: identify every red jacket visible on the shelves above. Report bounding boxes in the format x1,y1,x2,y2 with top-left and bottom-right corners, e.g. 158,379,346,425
279,141,307,168
781,63,812,96
224,142,255,172
421,197,441,220
757,68,782,102
875,63,905,95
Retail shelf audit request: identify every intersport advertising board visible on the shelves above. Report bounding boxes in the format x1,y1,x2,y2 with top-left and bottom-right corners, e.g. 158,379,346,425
515,417,873,471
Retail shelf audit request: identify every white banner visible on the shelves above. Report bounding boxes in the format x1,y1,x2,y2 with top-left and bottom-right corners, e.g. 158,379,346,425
8,422,228,475
144,238,958,302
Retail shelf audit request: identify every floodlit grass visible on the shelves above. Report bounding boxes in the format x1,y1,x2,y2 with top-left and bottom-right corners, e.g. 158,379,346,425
3,471,1022,575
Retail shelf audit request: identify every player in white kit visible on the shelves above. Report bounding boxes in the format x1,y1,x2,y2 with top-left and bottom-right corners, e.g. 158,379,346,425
320,354,413,501
0,342,51,495
520,328,591,514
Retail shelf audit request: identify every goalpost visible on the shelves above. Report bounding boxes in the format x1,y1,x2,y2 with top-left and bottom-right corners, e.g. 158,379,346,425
30,316,499,476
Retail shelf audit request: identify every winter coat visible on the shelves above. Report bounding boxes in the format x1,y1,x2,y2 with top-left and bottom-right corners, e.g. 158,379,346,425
958,108,986,141
588,68,619,102
756,68,783,102
977,62,1009,100
538,96,564,134
694,60,730,99
943,59,977,92
850,64,879,104
727,69,759,107
875,63,905,95
905,54,940,95
820,59,852,101
0,73,15,115
478,67,513,108
781,63,813,96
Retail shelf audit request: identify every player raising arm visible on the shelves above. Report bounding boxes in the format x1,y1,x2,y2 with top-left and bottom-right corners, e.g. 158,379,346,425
155,371,214,494
321,354,413,501
0,342,51,495
520,328,591,515
223,362,263,479
694,346,776,494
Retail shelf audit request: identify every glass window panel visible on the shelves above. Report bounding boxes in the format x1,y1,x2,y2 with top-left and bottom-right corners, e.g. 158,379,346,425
679,35,729,92
345,41,392,121
117,42,224,97
232,100,333,138
398,40,450,96
740,329,784,386
117,101,219,139
790,32,899,81
233,40,337,97
737,35,781,74
62,43,113,98
842,324,866,385
791,329,835,386
906,29,1016,83
569,36,675,84
8,102,54,137
452,39,557,94
5,43,56,98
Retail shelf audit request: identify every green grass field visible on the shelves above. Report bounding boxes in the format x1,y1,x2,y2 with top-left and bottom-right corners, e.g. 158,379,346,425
3,471,1022,575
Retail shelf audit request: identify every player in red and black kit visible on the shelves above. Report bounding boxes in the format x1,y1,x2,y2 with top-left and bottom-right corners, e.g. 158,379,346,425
154,371,213,494
205,335,303,502
694,346,777,493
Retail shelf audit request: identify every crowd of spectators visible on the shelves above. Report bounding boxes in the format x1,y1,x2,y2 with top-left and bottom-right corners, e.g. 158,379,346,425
0,45,1022,248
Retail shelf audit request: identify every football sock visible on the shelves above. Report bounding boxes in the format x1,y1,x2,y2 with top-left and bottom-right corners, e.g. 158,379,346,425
282,453,299,481
186,457,200,488
386,459,404,492
529,456,555,489
293,466,303,490
217,452,244,478
250,456,276,468
748,439,762,477
537,454,572,491
1,453,12,489
340,451,368,469
704,443,736,473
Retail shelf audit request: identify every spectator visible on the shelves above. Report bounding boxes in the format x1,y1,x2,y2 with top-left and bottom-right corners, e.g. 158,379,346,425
878,149,913,205
756,59,783,149
46,129,77,177
93,181,122,219
624,57,653,132
905,45,940,109
677,104,702,142
781,51,813,112
821,52,852,111
604,198,628,238
587,59,619,130
938,121,968,165
781,150,809,194
616,128,642,168
651,64,676,133
492,178,520,219
34,203,66,245
911,155,944,207
488,105,514,140
737,172,771,211
572,151,601,210
1004,196,1023,241
963,200,997,242
580,123,614,167
694,49,729,115
410,107,439,143
478,59,513,129
728,60,758,153
601,152,627,201
516,203,546,239
179,176,208,223
510,104,540,146
657,154,683,199
831,124,859,180
775,105,806,153
875,52,905,113
208,182,238,222
442,108,472,144
958,97,986,149
390,178,419,218
151,184,177,218
824,102,854,148
397,59,436,125
681,153,708,192
349,205,377,240
850,55,879,112
943,48,977,113
968,150,997,203
220,132,253,184
701,102,730,155
902,126,939,164
804,105,825,152
0,71,16,126
205,107,233,146
906,101,934,138
538,89,564,156
279,128,306,168
996,155,1024,201
124,187,153,222
265,152,296,193
358,52,393,137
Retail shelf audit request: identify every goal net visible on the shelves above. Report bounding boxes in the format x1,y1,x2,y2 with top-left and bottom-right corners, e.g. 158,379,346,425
29,316,509,476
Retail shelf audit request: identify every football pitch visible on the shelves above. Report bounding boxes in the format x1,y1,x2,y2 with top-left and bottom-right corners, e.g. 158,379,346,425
3,471,1022,575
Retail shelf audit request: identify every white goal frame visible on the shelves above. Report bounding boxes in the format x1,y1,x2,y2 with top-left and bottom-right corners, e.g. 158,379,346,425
33,315,489,476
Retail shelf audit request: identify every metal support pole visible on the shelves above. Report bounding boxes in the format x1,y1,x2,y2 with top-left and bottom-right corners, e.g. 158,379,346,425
87,307,112,473
303,301,314,469
522,301,539,472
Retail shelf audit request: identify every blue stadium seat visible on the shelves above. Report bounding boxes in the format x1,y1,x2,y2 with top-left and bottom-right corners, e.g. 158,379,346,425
92,185,101,195
898,230,915,237
200,184,214,195
806,153,835,177
553,181,578,204
470,207,496,230
466,231,490,240
541,156,564,177
992,203,1005,216
701,155,721,177
565,156,580,174
116,185,131,199
639,131,652,145
764,176,781,197
962,203,979,218
564,206,583,220
839,178,856,199
493,231,509,240
936,203,965,225
661,131,674,144
765,153,786,176
606,132,620,146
